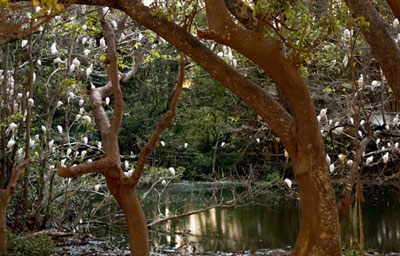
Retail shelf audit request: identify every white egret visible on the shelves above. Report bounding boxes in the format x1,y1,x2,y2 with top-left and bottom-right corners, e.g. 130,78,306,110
105,97,110,105
83,49,90,56
21,40,28,48
57,125,63,134
66,148,72,157
69,63,76,73
161,179,167,187
347,159,353,167
284,178,292,189
326,154,331,165
7,138,16,149
54,57,65,64
72,57,80,67
383,152,389,164
82,115,91,123
82,37,87,45
124,161,129,169
79,107,85,114
169,167,175,176
320,108,327,121
233,59,237,67
81,150,87,158
365,155,374,166
184,142,188,148
100,38,106,48
41,125,47,133
160,141,166,146
56,101,63,108
393,18,399,28
27,98,34,106
75,114,81,121
221,142,225,147
48,140,54,150
82,136,88,144
50,42,58,54
7,123,18,134
329,164,335,173
86,64,93,78
94,184,101,192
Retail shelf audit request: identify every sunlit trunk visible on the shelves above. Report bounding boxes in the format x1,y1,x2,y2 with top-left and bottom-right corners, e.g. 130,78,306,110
0,191,7,256
106,178,149,256
291,157,341,256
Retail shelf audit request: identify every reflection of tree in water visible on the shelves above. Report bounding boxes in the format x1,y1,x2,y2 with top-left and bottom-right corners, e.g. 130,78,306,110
340,186,400,253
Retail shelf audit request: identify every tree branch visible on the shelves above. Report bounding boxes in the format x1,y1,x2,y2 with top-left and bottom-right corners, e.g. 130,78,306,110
387,0,400,21
116,1,298,158
57,157,114,178
99,7,123,140
348,0,400,101
6,158,32,202
126,52,185,187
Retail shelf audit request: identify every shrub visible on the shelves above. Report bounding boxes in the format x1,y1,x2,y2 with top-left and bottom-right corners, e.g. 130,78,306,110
7,232,54,256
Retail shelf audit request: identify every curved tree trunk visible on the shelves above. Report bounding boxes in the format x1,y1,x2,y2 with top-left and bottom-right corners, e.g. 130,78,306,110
106,178,149,256
291,160,341,256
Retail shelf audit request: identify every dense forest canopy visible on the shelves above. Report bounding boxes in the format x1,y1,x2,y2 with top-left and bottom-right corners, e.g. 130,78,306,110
0,0,400,255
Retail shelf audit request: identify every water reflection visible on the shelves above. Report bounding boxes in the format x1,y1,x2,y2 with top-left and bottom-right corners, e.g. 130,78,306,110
93,184,400,253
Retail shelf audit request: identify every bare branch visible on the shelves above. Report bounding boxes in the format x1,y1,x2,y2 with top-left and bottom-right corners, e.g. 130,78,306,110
121,39,153,83
6,158,32,202
127,52,185,186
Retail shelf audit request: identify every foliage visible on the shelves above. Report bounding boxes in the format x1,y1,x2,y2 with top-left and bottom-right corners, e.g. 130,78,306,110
7,233,54,256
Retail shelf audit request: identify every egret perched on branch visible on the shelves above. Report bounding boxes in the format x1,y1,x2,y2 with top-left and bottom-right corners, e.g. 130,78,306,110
21,40,28,48
82,136,88,144
7,138,16,149
7,123,18,134
48,140,54,150
383,152,389,164
329,164,335,173
54,57,65,64
169,167,175,176
41,125,47,133
100,38,106,48
57,125,63,134
284,178,292,189
365,155,374,166
50,42,58,54
82,115,91,123
86,64,93,78
393,18,399,28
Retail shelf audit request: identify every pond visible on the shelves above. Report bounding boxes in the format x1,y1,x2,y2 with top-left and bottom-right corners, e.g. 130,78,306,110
90,182,400,254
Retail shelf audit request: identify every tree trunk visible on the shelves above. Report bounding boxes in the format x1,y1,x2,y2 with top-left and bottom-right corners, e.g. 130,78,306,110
0,191,8,256
106,178,149,256
291,157,341,256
